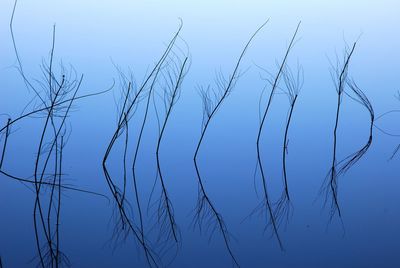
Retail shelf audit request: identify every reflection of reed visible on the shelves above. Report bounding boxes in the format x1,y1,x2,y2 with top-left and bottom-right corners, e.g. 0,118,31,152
12,17,79,264
34,57,80,266
102,80,159,267
102,23,184,268
323,42,357,222
131,52,162,252
130,28,180,256
0,118,10,170
322,44,375,225
4,0,112,197
274,64,303,229
255,22,300,251
193,20,269,267
2,2,389,267
154,54,189,248
6,2,110,266
337,79,374,177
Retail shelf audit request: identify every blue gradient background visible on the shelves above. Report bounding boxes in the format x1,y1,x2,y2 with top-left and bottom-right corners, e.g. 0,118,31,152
1,0,400,267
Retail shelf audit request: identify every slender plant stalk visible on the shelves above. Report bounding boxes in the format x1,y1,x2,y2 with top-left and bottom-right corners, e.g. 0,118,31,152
336,79,374,176
194,20,269,267
46,132,58,265
36,74,82,267
0,169,109,198
282,97,297,198
322,78,373,222
33,75,65,267
326,42,357,220
256,22,300,250
56,135,63,268
274,64,303,227
101,23,183,268
121,113,129,206
131,57,165,257
0,118,11,170
275,95,298,225
0,85,113,207
155,57,188,243
0,85,113,135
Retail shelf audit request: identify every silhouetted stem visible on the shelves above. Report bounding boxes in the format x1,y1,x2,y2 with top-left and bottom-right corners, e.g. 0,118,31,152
131,58,164,253
0,118,11,170
0,86,114,135
156,57,188,243
256,21,300,251
329,42,356,219
194,20,269,267
282,95,298,199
